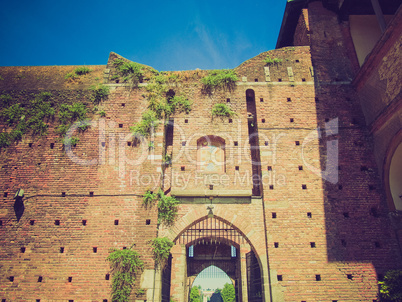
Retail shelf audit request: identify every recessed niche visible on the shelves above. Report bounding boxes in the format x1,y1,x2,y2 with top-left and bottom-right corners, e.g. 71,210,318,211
255,78,258,82
55,220,60,226
234,141,238,146
287,98,291,102
29,143,33,147
9,276,14,282
274,242,279,248
61,192,66,197
121,103,125,107
146,219,151,225
68,277,72,282
278,78,282,82
93,247,98,253
307,212,312,218
269,185,274,190
260,98,264,102
82,220,87,226
290,118,294,122
277,275,283,281
261,118,265,123
315,274,321,281
127,141,132,146
265,141,269,146
119,124,123,128
302,78,306,82
209,185,213,190
105,273,110,280
295,141,300,146
114,220,119,225
185,119,188,123
347,274,353,280
272,212,277,219
89,192,94,197
181,166,185,171
21,247,26,253
267,166,272,171
60,247,65,253
38,276,43,282
298,165,303,170
50,143,54,149
310,242,316,248
229,118,233,123
226,98,230,103
302,184,307,189
235,166,239,171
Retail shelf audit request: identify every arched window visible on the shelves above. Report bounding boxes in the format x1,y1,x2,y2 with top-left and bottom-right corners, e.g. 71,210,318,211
197,136,225,173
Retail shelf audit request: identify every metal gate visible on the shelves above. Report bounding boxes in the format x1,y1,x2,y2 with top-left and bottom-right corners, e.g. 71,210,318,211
161,254,172,302
246,251,262,302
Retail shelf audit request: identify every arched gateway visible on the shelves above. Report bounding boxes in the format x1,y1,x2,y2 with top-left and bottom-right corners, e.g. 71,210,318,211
161,216,265,302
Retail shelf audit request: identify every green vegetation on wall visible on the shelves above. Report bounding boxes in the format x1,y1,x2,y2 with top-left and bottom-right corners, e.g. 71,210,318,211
212,103,236,118
200,69,238,94
113,59,144,86
106,246,144,302
379,270,402,301
264,55,283,65
150,237,174,269
142,189,179,226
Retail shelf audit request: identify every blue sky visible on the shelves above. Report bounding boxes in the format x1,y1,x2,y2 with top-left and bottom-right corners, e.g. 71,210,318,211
0,0,286,71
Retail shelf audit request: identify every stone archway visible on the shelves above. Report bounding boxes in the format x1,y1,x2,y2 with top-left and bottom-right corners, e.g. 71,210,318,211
164,216,264,302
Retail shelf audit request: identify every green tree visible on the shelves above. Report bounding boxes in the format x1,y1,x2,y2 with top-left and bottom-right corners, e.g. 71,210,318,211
190,286,201,302
220,283,235,302
379,270,402,301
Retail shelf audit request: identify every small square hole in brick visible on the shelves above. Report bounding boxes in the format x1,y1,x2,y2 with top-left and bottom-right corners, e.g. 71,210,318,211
229,118,233,123
265,141,269,146
38,276,43,282
123,247,127,250
0,220,3,226
105,273,110,280
3,192,7,197
209,185,213,190
272,212,277,219
114,220,119,225
121,103,125,107
60,247,64,253
101,142,106,147
277,275,283,281
378,274,384,281
290,118,294,122
226,98,230,103
325,118,329,122
93,247,98,253
302,184,307,189
361,166,368,171
338,165,341,170
146,219,151,225
307,212,312,218
295,141,300,146
185,119,188,123
254,78,258,82
103,300,108,302
180,166,185,171
182,141,186,146
235,166,239,171
347,274,353,280
119,124,123,128
260,98,264,102
274,242,279,248
127,141,131,146
50,143,54,149
82,220,87,226
295,59,300,63
29,143,33,147
269,185,274,190
310,242,316,248
68,277,72,282
21,247,26,253
261,118,265,123
315,97,319,103
267,166,272,171
375,241,381,248
341,239,347,247
343,212,349,218
338,185,343,190
37,300,41,302
55,220,60,226
234,141,238,146
62,192,66,197
298,165,303,170
9,276,14,282
89,192,94,197
315,274,321,281
302,78,306,82
278,79,282,82
287,97,291,102
369,185,376,190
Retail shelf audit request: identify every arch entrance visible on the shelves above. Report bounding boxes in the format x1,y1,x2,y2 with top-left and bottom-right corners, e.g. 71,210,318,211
163,216,263,302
